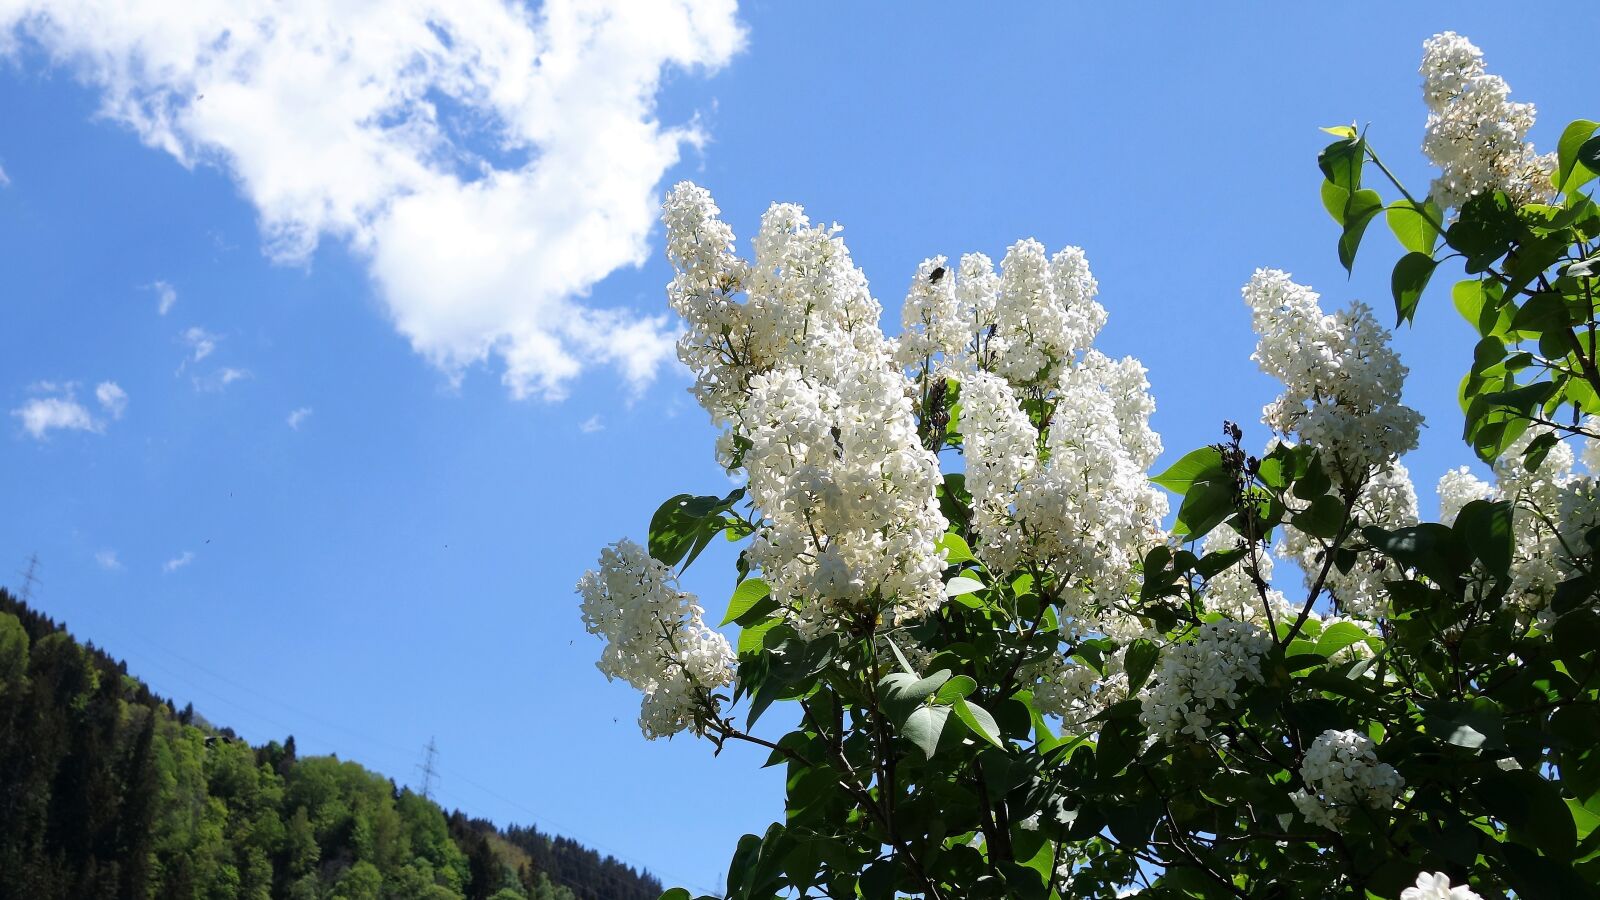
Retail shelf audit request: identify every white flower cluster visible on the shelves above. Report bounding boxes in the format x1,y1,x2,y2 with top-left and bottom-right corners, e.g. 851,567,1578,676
1420,32,1554,210
1280,462,1420,620
928,266,1165,632
1433,428,1600,616
1014,352,1169,613
577,540,735,739
663,182,753,424
663,184,949,636
895,255,967,370
1498,431,1597,609
1437,466,1495,526
956,368,1041,572
988,241,1107,387
1290,728,1404,830
1244,269,1423,487
1139,620,1271,742
630,185,1176,737
1030,646,1129,727
860,224,1167,628
1401,872,1482,900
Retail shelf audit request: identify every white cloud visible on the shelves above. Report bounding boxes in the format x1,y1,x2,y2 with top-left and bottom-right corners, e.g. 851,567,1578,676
95,549,123,571
11,383,108,439
579,414,604,433
286,406,312,429
2,0,744,400
162,551,194,573
193,367,250,392
150,280,177,315
95,381,128,418
0,162,9,186
180,326,219,362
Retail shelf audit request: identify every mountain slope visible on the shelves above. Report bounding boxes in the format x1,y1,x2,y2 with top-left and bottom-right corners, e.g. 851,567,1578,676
0,589,662,900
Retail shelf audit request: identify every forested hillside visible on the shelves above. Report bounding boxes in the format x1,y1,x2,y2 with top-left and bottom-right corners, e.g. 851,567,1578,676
0,589,662,900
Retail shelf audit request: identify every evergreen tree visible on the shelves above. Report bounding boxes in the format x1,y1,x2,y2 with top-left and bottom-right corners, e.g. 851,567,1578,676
0,591,656,900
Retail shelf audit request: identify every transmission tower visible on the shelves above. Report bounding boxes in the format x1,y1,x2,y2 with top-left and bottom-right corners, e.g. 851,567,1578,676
17,553,41,603
416,737,439,800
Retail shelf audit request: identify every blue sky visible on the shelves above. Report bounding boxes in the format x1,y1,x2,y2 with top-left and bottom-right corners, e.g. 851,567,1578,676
0,3,1589,892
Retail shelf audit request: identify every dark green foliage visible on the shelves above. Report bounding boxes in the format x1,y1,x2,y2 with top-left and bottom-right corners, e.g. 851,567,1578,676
448,817,661,900
0,590,658,900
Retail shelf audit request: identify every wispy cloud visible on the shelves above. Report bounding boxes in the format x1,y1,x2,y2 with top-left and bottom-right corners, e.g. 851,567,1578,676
150,280,177,315
191,367,250,393
162,551,194,574
13,396,98,438
286,407,312,430
180,326,218,362
0,162,9,187
95,549,123,571
95,380,127,418
579,414,605,434
1,0,745,400
11,381,124,439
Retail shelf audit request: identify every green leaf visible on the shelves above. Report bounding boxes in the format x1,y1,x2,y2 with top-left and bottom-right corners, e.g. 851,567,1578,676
1500,843,1591,898
737,617,782,656
721,578,775,627
1291,453,1331,501
1578,135,1600,183
883,634,918,675
1320,123,1358,139
1314,621,1373,658
1452,499,1514,577
903,705,951,759
1391,251,1438,324
1174,478,1236,540
1478,333,1512,372
1454,279,1514,338
1317,136,1364,192
1196,547,1244,580
1570,252,1600,279
996,862,1049,900
1292,494,1346,539
935,674,977,704
1105,798,1161,847
1338,189,1384,272
1511,290,1574,334
1556,119,1600,193
939,532,976,566
1150,446,1225,493
648,489,745,570
954,697,1004,749
1387,199,1441,254
1447,192,1520,272
944,575,986,597
1477,769,1578,858
1363,523,1473,586
659,890,691,900
1523,431,1559,472
1480,381,1558,419
879,669,953,723
1123,639,1159,695
725,833,761,899
1321,180,1351,225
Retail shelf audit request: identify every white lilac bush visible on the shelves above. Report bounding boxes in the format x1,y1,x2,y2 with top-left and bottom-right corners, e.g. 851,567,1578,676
578,32,1600,899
